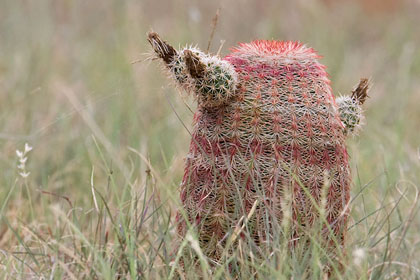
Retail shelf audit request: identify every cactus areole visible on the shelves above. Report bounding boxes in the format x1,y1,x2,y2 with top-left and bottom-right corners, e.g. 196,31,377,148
147,32,368,260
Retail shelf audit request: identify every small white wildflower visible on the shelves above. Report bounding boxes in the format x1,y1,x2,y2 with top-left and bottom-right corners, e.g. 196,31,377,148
24,143,33,153
16,143,33,179
19,171,30,178
352,247,366,266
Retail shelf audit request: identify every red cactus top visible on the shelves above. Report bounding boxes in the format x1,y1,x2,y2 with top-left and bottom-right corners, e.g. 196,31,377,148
229,40,320,59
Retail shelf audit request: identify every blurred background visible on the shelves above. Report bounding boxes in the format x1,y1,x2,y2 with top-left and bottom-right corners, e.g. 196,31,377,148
0,0,420,276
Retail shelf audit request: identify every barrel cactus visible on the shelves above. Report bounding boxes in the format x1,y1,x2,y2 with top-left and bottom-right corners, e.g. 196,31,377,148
147,32,368,261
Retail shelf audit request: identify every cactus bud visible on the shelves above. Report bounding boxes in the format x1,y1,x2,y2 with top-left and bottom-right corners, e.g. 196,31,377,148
148,32,237,108
337,78,369,135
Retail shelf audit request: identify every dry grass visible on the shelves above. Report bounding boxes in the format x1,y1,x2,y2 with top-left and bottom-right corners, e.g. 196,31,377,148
1,0,420,279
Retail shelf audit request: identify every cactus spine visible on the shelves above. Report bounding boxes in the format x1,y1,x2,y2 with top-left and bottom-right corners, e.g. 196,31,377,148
148,32,368,261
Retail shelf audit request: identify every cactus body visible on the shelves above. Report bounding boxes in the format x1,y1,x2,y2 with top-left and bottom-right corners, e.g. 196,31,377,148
148,33,367,261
